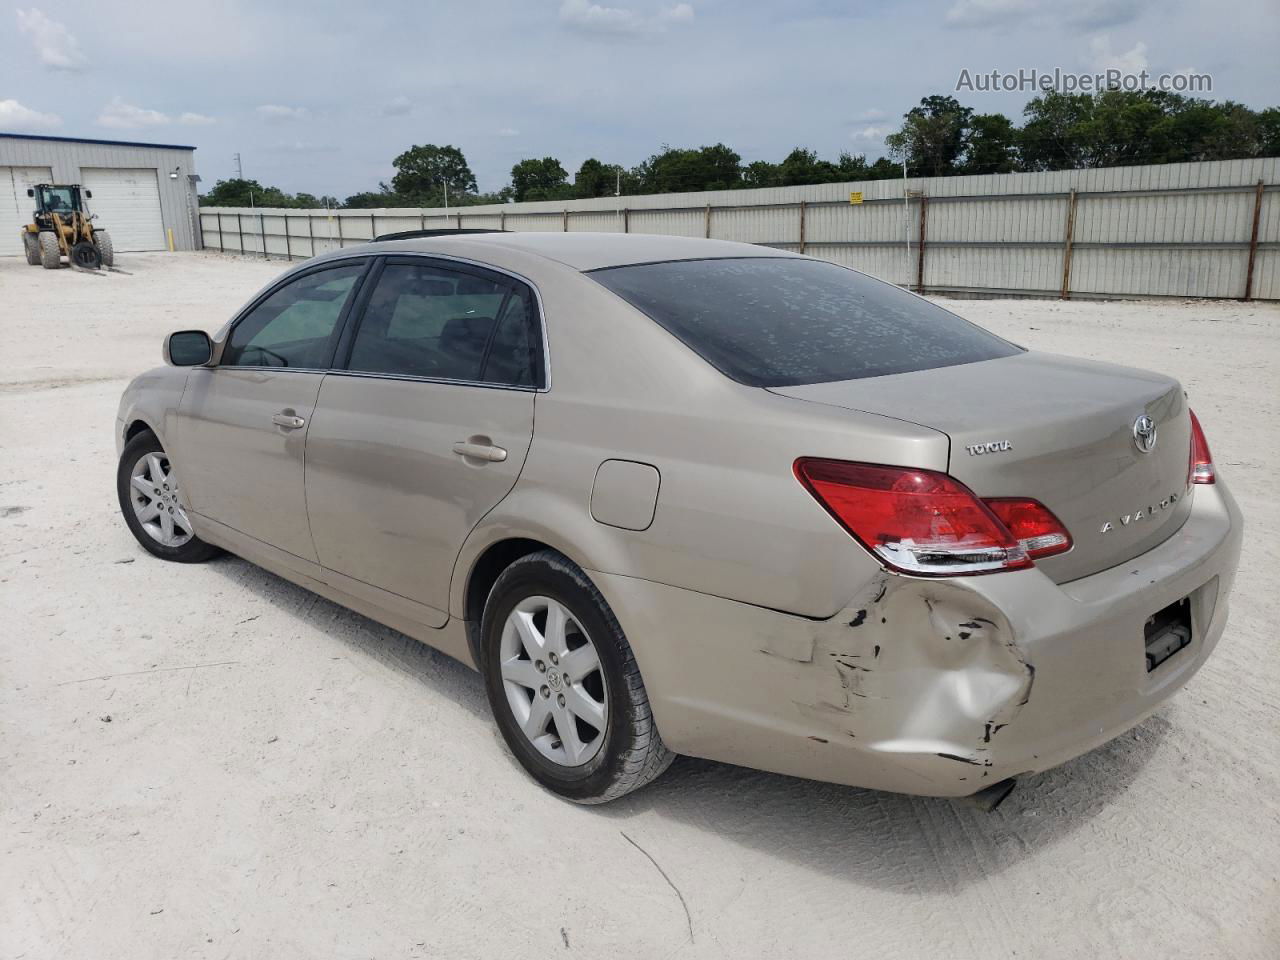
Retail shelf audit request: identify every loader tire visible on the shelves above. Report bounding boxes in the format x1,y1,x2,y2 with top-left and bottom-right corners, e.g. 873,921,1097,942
95,230,114,267
38,232,62,269
22,231,40,265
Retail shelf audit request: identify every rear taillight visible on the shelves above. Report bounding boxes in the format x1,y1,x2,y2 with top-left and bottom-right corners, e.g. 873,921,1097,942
1189,409,1215,484
793,458,1033,576
982,498,1073,560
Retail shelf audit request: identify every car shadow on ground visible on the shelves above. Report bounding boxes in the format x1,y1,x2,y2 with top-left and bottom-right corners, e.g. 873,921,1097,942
206,552,1170,895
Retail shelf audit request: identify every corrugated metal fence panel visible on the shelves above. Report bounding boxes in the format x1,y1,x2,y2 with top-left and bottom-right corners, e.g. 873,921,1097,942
199,157,1279,299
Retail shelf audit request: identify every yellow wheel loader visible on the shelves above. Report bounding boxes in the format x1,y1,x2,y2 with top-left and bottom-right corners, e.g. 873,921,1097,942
21,184,114,271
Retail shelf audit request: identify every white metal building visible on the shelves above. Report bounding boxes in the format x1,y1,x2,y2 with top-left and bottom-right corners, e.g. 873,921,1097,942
0,133,201,256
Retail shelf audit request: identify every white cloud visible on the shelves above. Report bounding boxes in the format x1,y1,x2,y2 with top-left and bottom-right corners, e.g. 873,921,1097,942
559,0,695,35
945,0,1037,27
256,104,309,122
860,107,886,121
178,111,216,126
15,8,85,70
0,98,62,130
946,0,1145,31
1089,34,1149,72
379,96,412,117
96,97,170,129
851,124,891,141
496,127,520,137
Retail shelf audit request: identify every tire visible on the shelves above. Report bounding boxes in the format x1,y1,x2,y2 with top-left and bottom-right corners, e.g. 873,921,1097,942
95,230,114,267
116,431,220,563
22,231,40,265
38,231,62,269
481,549,674,803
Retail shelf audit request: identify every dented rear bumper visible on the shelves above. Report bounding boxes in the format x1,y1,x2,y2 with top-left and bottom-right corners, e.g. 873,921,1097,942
592,480,1242,797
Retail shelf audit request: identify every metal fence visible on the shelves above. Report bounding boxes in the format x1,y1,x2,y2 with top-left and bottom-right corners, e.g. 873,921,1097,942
200,157,1279,300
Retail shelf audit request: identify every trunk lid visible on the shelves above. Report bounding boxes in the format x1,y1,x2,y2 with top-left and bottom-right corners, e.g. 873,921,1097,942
770,351,1193,583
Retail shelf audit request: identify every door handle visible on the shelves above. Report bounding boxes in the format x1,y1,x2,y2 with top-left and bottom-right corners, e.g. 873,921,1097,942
272,413,306,429
452,440,508,463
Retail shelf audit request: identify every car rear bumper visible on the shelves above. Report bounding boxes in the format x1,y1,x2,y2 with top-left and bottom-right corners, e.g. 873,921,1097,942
591,480,1243,797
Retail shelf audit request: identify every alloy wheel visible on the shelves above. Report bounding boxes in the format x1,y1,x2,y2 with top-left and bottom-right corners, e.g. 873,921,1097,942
128,451,194,548
499,595,609,767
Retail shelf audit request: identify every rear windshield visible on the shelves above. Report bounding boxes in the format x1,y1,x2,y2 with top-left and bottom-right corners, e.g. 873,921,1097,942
589,257,1022,387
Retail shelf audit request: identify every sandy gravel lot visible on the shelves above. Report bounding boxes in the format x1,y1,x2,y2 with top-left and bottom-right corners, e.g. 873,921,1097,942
2,252,1278,960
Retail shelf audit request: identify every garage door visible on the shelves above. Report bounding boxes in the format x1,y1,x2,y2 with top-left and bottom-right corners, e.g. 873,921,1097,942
81,168,165,251
0,166,53,257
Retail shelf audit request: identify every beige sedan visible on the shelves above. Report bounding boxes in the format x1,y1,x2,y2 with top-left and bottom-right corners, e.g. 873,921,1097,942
115,232,1242,806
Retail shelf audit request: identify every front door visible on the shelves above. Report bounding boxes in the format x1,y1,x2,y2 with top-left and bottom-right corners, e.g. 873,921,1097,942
304,257,544,619
174,259,369,564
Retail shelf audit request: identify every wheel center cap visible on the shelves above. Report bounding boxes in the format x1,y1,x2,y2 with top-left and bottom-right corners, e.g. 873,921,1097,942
547,671,563,691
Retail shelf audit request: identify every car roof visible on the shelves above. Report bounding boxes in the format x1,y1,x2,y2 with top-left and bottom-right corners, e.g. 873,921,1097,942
328,231,802,273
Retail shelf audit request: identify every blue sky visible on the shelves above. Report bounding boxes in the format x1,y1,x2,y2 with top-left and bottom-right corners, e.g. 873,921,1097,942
2,0,1276,197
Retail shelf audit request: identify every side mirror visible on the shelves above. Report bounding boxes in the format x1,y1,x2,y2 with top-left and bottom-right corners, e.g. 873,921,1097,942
164,330,213,366
27,188,34,197
84,190,92,198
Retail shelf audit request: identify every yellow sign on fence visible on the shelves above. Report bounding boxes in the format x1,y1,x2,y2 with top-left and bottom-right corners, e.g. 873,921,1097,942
849,191,864,205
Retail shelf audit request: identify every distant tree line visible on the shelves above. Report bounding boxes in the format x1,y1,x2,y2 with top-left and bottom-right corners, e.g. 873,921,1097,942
200,90,1279,209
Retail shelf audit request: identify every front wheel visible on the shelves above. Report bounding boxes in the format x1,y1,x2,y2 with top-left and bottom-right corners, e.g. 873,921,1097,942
481,550,674,803
38,232,61,269
95,229,114,267
22,232,40,265
116,431,220,563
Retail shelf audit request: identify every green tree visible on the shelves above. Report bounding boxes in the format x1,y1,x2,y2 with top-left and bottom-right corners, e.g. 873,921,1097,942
574,158,621,198
963,113,1019,174
885,95,974,176
632,143,742,193
510,157,571,202
199,178,293,207
390,144,477,204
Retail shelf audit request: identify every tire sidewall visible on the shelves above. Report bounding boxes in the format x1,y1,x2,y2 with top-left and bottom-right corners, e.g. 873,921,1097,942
481,556,637,801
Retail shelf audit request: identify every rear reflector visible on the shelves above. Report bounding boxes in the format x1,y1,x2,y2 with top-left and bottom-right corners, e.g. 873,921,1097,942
793,458,1032,576
1189,409,1215,484
982,498,1073,560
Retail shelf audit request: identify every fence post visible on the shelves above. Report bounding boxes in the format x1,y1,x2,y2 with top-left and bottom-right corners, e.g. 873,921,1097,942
916,195,928,293
499,210,506,231
1243,179,1265,301
370,213,376,240
623,208,629,233
216,212,224,253
563,209,569,232
420,211,426,231
1060,189,1078,299
704,204,711,239
259,212,267,258
799,200,806,254
236,213,244,254
284,216,292,260
307,214,315,258
456,211,463,230
337,215,344,248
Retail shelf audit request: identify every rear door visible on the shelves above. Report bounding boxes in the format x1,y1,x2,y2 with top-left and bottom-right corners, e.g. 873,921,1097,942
304,256,542,621
174,259,370,566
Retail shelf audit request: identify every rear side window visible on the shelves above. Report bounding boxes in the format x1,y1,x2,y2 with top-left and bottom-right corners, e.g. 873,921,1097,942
346,261,543,386
589,257,1022,387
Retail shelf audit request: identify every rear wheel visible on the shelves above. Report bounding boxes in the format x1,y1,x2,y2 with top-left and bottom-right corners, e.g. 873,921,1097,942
116,431,220,563
22,232,40,265
38,232,61,269
95,230,114,267
481,550,674,803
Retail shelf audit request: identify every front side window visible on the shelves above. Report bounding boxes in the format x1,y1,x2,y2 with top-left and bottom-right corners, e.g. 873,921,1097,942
589,257,1023,387
346,261,542,386
222,262,365,369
